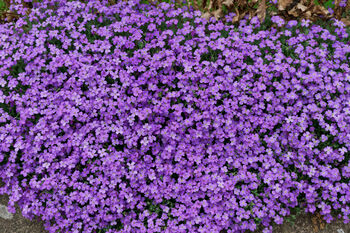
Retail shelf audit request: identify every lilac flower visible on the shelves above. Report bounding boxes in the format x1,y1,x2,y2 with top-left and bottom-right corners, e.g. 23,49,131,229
286,20,298,28
1,0,350,232
271,16,285,27
301,19,310,27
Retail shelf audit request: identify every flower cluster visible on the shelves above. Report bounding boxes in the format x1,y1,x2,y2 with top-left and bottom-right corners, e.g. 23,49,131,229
0,0,350,233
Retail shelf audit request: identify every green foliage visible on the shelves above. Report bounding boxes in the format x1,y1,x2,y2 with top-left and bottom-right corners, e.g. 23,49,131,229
323,0,336,9
0,0,6,12
2,0,350,232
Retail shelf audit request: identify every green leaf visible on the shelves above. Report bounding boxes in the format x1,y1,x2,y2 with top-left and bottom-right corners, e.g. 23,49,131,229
0,1,7,11
324,0,335,9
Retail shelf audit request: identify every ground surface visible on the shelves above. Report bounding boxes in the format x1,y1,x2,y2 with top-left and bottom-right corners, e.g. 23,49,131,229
0,2,349,232
0,179,349,233
0,180,47,233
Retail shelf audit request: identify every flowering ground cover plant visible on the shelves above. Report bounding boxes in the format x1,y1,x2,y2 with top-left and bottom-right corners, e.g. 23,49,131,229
0,0,350,232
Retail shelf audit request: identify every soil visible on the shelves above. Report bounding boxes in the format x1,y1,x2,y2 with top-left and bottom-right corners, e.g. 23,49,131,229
0,190,349,233
253,211,350,233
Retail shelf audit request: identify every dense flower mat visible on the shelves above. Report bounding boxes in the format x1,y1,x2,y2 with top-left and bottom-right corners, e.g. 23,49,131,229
0,0,350,232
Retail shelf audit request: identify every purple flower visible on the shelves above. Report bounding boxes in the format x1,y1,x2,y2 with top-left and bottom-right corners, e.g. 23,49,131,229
1,0,350,232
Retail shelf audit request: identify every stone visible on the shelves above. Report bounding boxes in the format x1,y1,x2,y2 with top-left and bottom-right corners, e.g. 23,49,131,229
0,204,13,220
